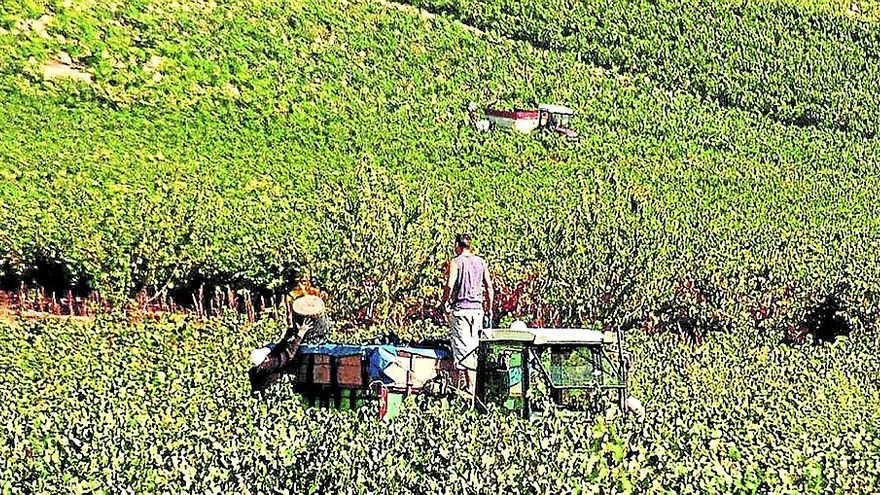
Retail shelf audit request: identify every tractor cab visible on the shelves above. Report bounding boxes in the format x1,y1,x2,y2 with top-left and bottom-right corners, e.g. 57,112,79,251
477,326,627,418
538,104,578,138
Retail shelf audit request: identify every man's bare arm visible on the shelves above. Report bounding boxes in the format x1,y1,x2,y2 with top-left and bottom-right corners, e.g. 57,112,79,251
440,260,458,310
483,266,494,315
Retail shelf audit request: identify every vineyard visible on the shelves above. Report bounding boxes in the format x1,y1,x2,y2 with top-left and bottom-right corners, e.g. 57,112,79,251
2,0,880,491
2,0,880,330
3,316,880,493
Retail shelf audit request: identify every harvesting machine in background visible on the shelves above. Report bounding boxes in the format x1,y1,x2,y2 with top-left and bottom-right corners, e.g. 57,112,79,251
470,102,578,139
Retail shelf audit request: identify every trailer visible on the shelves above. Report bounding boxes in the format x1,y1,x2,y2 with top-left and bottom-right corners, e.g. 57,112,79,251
265,326,628,419
280,343,453,420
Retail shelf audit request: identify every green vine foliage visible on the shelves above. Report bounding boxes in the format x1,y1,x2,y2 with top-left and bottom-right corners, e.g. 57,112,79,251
2,0,880,491
2,316,879,493
2,0,879,333
409,0,880,137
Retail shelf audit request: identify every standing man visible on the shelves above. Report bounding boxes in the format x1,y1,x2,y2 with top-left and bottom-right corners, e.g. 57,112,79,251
440,233,494,398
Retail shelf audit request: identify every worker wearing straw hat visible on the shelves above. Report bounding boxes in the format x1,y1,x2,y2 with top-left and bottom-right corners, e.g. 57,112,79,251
248,276,328,392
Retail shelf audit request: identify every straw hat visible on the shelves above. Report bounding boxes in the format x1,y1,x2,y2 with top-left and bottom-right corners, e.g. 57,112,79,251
291,294,325,316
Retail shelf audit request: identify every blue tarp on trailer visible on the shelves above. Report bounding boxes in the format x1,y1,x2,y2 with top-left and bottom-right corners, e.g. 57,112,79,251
297,344,450,384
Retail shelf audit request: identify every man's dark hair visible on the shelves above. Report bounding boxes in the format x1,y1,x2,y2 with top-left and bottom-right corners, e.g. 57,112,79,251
455,233,472,249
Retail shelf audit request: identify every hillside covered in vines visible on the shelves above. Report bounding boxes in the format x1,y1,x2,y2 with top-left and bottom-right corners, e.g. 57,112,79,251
4,0,880,492
2,0,879,335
